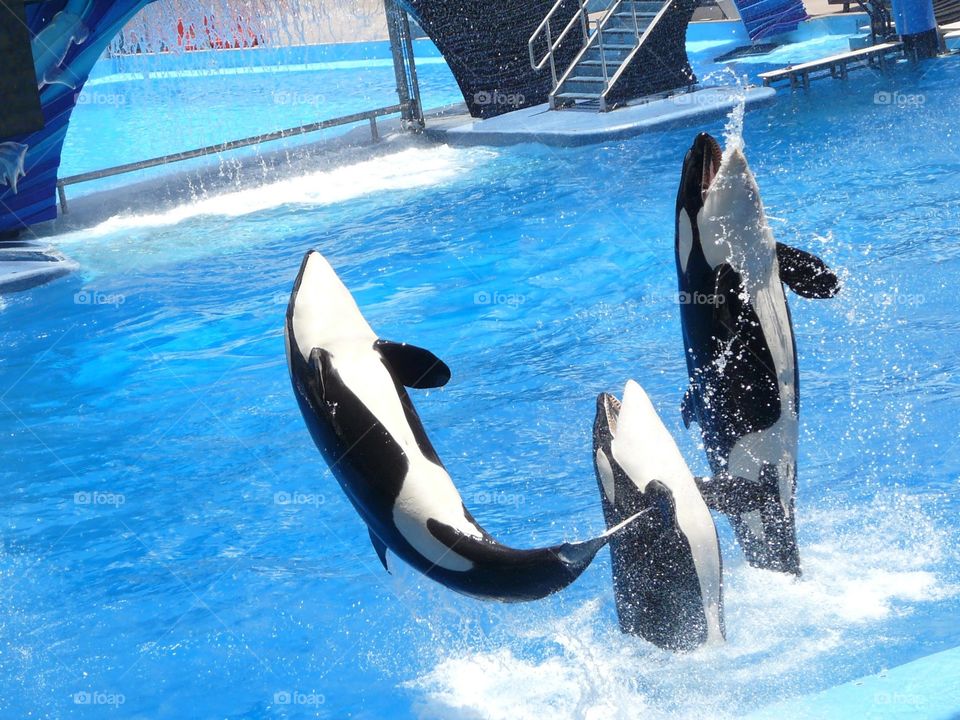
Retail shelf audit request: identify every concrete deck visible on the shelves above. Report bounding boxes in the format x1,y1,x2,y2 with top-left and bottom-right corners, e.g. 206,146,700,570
746,645,960,720
0,241,78,293
423,86,776,148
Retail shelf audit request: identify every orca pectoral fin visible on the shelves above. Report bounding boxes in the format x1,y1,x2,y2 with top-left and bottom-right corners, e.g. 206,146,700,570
308,347,331,397
369,529,390,573
375,340,451,389
776,243,841,299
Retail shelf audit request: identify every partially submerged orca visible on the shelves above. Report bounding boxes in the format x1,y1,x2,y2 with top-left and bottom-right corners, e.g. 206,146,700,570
675,132,840,575
286,250,629,602
593,380,725,651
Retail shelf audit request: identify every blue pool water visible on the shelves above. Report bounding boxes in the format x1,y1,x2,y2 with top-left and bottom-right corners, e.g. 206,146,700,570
64,53,461,196
4,48,960,719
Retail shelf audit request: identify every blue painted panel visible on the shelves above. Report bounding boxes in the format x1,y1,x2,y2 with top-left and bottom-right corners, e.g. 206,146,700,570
732,0,809,41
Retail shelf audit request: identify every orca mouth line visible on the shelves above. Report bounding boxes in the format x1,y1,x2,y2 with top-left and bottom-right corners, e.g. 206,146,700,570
700,134,723,202
600,393,622,437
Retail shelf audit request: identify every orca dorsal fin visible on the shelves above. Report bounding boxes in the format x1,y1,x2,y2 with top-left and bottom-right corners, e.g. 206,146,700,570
776,243,841,299
375,340,451,389
369,529,390,573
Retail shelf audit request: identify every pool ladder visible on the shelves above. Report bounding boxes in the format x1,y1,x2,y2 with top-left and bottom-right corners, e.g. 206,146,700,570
528,0,678,111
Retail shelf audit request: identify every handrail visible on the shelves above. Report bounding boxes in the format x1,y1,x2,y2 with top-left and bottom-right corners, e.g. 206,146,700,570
551,0,676,110
528,0,592,88
55,103,406,213
553,0,631,102
601,0,677,106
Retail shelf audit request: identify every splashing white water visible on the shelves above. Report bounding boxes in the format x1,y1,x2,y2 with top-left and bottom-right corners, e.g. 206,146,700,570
409,492,959,720
54,144,491,243
45,144,493,276
700,68,750,156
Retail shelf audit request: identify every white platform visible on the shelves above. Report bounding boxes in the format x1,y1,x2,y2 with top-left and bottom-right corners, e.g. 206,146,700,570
424,86,777,147
0,241,78,293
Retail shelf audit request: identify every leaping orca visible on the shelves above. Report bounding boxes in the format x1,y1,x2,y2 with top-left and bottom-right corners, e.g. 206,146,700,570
675,132,840,576
285,250,629,602
593,380,725,651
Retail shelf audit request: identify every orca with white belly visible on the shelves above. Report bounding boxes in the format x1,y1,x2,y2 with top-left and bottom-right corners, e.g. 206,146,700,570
286,250,628,602
675,132,840,575
593,380,725,651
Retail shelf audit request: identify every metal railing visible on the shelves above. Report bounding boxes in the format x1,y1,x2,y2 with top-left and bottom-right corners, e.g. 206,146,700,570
599,0,676,108
551,0,675,110
528,0,594,88
56,103,407,213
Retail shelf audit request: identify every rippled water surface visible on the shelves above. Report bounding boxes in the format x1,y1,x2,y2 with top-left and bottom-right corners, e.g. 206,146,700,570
2,50,960,719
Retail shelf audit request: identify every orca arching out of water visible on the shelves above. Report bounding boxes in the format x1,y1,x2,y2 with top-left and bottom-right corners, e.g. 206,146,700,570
675,132,840,576
286,250,632,602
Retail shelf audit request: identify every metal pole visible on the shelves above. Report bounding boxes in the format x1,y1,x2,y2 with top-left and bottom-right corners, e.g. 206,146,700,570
57,183,68,214
397,9,424,129
384,0,414,125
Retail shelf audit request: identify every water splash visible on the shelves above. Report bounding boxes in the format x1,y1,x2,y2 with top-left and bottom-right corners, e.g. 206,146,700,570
408,490,960,720
700,68,750,155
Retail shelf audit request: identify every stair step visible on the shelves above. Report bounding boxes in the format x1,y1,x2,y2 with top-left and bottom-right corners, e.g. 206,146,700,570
613,10,660,18
567,76,605,83
620,0,664,10
555,92,604,99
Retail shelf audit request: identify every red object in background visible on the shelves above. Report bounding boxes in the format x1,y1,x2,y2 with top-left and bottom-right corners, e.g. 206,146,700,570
176,17,198,51
177,15,261,51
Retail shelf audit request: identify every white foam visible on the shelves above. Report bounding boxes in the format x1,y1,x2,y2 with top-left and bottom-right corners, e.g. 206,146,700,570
46,144,492,276
53,144,491,244
409,492,959,720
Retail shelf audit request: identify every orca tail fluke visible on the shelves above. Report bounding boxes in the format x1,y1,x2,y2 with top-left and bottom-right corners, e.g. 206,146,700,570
421,516,658,603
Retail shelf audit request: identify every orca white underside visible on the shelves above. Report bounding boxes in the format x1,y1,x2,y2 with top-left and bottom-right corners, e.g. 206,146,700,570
691,145,799,509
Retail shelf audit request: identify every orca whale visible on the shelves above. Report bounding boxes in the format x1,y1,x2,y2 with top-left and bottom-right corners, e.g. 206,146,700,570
593,380,725,651
675,132,840,575
286,250,630,602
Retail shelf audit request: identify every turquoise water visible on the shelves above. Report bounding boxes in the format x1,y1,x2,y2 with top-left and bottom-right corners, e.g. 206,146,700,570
64,57,461,195
4,47,960,719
